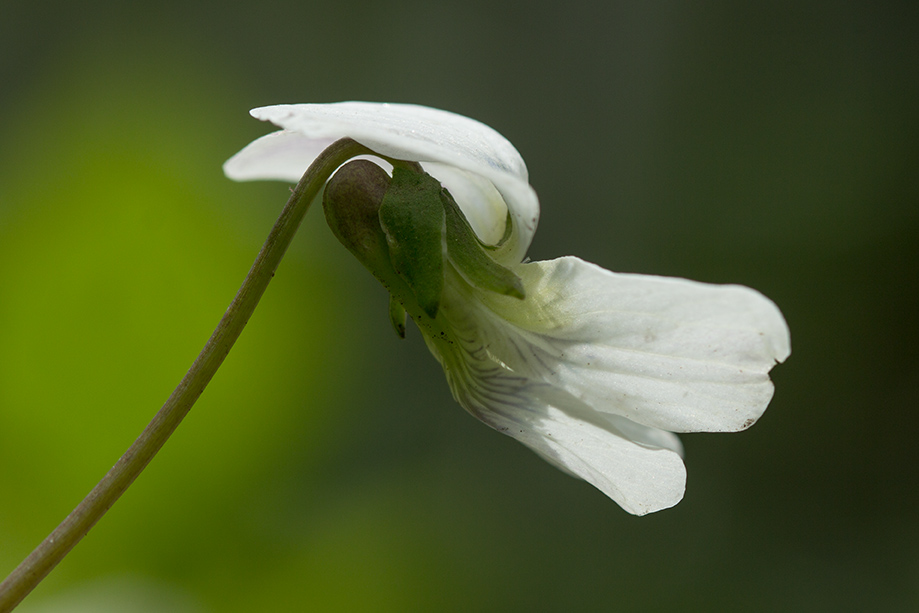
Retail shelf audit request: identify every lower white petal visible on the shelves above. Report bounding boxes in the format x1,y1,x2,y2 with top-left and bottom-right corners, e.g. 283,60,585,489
509,402,686,516
422,279,687,514
430,342,686,515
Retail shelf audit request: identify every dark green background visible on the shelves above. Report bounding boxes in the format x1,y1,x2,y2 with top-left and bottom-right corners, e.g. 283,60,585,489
1,1,917,611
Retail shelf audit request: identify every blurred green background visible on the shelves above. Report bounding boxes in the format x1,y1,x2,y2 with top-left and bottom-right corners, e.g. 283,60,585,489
1,1,917,611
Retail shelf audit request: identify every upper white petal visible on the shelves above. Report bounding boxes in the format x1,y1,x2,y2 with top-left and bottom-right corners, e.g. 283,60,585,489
478,256,791,433
421,162,510,246
223,102,539,260
222,130,336,183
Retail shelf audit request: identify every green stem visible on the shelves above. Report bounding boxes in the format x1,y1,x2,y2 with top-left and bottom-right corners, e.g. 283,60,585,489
0,137,373,613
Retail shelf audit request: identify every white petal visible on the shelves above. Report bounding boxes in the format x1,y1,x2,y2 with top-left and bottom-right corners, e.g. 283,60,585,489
422,162,509,247
416,269,687,513
598,412,684,457
490,399,687,516
224,102,539,260
223,130,335,182
430,342,686,515
478,256,791,433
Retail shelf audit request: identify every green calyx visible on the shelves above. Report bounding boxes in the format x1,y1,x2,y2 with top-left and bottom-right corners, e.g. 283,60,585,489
323,160,525,336
379,168,447,319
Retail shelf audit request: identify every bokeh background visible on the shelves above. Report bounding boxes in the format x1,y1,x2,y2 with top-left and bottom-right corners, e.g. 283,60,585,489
1,1,917,611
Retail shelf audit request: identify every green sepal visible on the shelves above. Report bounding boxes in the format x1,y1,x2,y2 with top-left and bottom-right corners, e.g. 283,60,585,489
379,167,447,319
441,190,525,300
389,295,406,338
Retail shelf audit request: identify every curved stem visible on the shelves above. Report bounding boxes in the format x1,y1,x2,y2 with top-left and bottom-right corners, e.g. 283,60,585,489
0,137,373,613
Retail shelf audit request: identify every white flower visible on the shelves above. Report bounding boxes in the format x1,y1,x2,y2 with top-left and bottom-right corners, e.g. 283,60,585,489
224,102,791,515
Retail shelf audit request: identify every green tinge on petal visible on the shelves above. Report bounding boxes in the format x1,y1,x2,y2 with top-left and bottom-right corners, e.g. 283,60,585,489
442,190,525,300
379,167,447,318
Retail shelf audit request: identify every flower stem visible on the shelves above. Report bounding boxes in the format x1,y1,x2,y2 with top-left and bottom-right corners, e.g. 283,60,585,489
0,137,372,613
